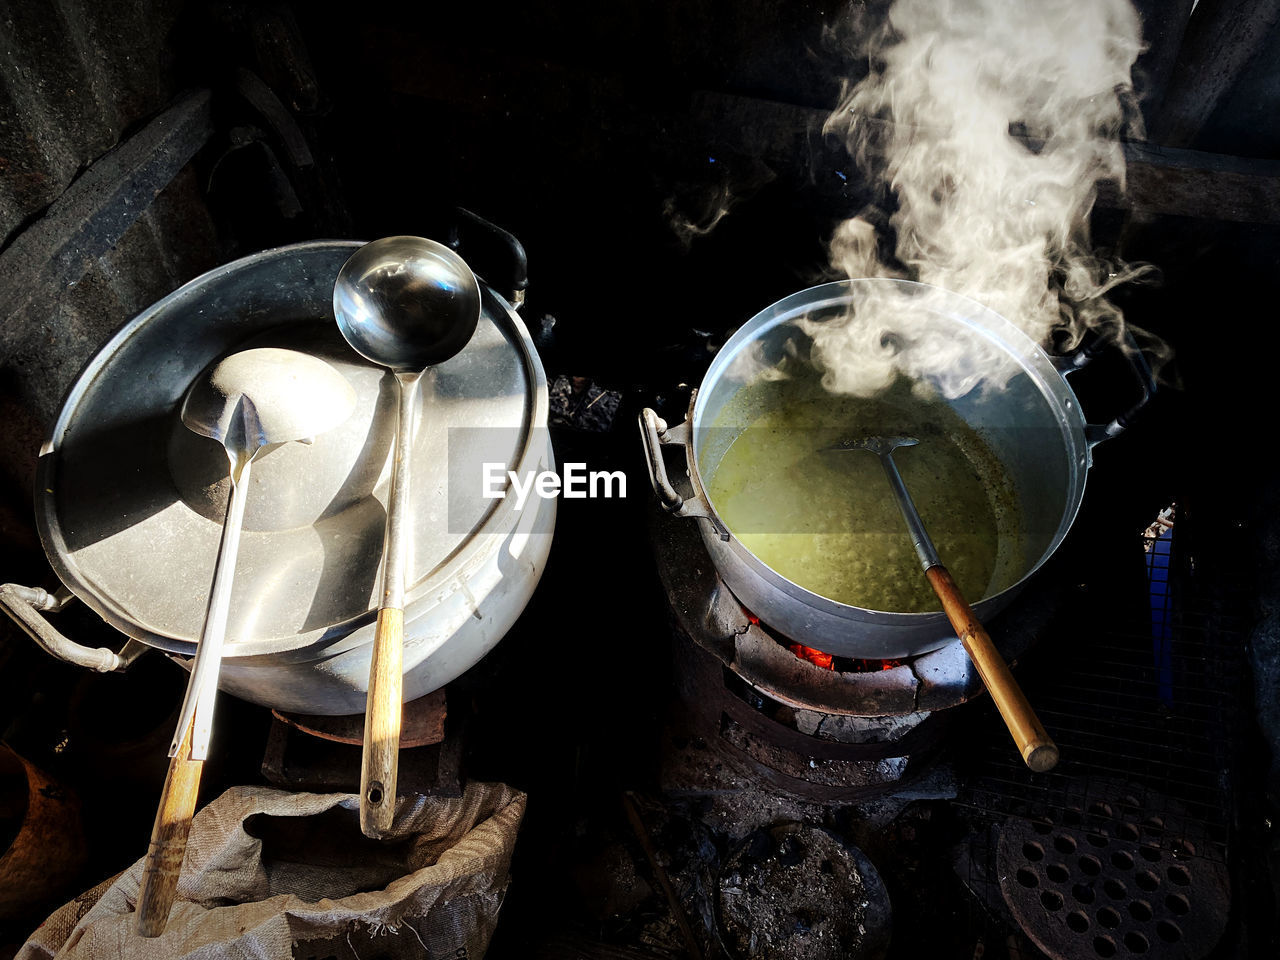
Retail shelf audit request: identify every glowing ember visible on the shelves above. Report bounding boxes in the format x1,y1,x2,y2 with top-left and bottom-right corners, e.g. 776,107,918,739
788,643,835,670
743,604,906,673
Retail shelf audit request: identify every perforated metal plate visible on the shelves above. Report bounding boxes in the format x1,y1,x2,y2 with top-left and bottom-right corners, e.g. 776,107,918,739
997,783,1229,960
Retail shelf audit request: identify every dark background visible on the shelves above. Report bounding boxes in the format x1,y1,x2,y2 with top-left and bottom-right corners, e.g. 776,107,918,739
1,0,1278,955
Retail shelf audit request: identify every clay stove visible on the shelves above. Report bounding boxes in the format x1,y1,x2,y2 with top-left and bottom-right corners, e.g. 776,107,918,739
648,485,1064,802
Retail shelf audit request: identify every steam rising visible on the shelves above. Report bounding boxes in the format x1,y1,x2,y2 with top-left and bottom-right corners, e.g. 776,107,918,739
665,159,777,250
664,185,737,249
813,0,1157,397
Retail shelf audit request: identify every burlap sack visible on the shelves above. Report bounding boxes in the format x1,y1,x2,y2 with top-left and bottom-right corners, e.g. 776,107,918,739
18,781,526,960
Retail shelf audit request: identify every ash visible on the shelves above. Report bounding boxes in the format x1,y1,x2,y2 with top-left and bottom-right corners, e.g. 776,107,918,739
718,824,870,959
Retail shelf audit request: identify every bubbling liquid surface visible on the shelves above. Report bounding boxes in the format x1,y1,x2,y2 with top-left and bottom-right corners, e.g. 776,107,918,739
703,379,1020,613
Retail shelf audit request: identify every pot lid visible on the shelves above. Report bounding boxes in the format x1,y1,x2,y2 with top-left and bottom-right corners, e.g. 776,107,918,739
35,241,548,656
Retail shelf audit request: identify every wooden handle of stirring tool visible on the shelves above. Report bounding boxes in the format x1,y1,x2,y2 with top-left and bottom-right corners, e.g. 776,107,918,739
361,607,403,838
926,566,1059,772
136,716,203,937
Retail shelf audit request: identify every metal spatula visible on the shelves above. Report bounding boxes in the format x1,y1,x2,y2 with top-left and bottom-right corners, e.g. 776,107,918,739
828,435,1059,772
136,348,356,937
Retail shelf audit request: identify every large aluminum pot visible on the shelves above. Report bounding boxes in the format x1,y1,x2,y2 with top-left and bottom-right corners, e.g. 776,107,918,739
640,278,1152,659
5,240,554,714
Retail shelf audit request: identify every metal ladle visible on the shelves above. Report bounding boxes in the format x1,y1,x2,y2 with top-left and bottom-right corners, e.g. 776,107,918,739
333,236,482,838
137,347,356,937
829,435,1059,773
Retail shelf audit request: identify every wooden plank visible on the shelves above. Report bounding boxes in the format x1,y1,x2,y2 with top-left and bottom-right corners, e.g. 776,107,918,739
374,37,1280,226
690,90,1280,224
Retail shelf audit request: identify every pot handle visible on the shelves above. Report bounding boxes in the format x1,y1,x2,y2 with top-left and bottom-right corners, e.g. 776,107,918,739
638,407,730,541
446,207,528,309
0,583,149,673
1054,330,1158,447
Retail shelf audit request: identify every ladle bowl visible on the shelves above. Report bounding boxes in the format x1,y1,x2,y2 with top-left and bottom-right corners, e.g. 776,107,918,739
334,235,482,372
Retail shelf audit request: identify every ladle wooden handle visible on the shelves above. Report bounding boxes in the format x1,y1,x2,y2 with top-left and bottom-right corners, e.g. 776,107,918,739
136,716,203,937
360,607,403,838
926,566,1059,772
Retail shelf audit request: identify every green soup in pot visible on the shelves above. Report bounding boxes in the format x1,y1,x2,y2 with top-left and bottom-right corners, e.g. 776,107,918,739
702,377,1023,613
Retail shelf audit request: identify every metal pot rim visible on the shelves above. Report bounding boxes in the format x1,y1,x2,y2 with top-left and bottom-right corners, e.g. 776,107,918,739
34,240,550,659
687,277,1092,624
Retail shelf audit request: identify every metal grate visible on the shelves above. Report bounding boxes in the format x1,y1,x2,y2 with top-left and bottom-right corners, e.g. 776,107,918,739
993,784,1231,960
957,522,1245,841
952,507,1253,958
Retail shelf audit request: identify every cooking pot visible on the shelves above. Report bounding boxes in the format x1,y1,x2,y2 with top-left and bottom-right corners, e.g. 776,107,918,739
640,278,1153,659
2,240,554,714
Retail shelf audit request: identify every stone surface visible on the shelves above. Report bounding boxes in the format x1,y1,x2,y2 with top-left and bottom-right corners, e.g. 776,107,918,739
0,0,183,244
0,4,222,589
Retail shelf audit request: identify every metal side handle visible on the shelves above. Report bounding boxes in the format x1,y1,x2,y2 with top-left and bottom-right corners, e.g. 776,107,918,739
0,583,149,673
639,408,685,513
638,406,730,541
1053,329,1159,448
447,207,529,309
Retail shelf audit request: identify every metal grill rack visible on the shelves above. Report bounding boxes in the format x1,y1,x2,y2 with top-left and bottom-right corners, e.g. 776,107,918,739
951,510,1253,959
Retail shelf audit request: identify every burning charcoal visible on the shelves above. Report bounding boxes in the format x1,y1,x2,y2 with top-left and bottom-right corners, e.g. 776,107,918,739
549,375,622,432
